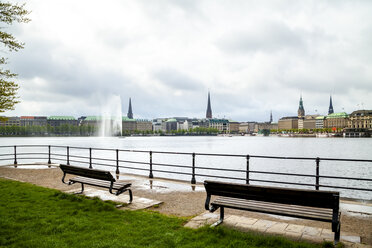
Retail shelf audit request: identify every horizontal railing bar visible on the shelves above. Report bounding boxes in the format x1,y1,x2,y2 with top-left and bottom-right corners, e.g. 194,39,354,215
118,165,149,172
0,154,13,157
17,152,48,156
196,166,246,173
152,162,191,169
318,184,372,192
152,169,191,176
118,160,149,165
195,173,245,181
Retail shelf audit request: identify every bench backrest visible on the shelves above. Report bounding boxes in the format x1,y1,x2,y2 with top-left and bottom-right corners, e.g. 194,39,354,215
60,164,115,182
204,180,339,210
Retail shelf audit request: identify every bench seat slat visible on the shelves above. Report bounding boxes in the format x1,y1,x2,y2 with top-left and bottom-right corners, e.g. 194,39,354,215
70,176,131,190
212,196,333,222
214,197,333,216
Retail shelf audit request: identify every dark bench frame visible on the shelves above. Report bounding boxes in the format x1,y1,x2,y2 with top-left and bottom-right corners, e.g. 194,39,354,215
204,180,341,244
60,164,132,203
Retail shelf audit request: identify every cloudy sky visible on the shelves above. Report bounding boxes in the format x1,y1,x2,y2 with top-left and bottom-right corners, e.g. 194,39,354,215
4,0,372,122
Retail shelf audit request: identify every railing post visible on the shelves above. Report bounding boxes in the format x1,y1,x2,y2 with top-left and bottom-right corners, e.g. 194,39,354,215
48,145,51,166
246,155,250,184
67,146,70,165
89,148,92,169
315,157,320,190
149,151,153,178
116,149,120,174
14,145,17,167
191,153,196,184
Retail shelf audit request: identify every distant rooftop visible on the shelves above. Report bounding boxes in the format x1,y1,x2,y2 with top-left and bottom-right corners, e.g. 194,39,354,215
47,116,76,120
326,112,349,119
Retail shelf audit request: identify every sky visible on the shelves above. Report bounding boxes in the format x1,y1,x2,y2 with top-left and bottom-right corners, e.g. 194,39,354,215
3,0,372,122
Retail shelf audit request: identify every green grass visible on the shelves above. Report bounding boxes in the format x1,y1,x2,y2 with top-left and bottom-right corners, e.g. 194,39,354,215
0,178,331,248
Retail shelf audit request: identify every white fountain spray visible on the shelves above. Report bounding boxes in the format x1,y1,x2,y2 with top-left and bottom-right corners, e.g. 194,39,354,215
99,95,123,137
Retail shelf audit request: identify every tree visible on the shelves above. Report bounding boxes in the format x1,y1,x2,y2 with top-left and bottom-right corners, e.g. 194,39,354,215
0,2,30,117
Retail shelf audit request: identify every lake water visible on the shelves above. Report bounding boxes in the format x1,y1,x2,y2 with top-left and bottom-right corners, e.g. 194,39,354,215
0,136,371,200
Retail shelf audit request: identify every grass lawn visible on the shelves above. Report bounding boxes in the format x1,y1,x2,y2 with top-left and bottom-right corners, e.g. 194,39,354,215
0,178,333,248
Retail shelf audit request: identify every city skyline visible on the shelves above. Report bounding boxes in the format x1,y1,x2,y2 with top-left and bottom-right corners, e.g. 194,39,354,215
4,1,372,121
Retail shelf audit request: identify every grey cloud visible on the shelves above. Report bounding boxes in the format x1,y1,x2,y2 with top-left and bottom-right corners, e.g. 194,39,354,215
154,68,203,91
218,22,305,54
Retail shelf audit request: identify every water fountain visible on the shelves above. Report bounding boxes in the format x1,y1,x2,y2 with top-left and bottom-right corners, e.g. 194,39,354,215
99,95,123,136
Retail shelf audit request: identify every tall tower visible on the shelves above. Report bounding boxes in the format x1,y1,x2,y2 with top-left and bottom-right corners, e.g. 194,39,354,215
328,95,334,115
298,95,305,118
127,97,133,119
206,91,212,119
269,111,273,123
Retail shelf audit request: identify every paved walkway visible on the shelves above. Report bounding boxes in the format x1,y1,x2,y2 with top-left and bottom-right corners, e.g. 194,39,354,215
185,211,369,247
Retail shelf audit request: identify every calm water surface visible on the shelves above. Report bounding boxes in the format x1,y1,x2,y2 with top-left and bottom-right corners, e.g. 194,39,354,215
0,136,371,200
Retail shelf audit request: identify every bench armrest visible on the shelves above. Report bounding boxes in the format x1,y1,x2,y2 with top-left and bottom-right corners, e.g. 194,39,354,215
205,194,218,212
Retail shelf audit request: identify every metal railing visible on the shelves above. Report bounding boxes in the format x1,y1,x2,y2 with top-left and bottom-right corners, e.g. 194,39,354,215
0,145,371,197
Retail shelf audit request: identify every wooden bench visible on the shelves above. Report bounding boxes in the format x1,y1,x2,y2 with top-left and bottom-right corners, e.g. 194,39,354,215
60,164,132,203
204,180,341,244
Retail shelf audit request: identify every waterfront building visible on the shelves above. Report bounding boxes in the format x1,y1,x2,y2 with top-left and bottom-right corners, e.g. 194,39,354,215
229,121,240,134
127,98,133,119
20,116,47,126
302,115,318,130
348,110,372,129
278,116,298,130
122,117,136,132
47,116,77,127
315,116,326,129
0,116,20,126
345,110,372,137
206,91,212,119
135,119,152,132
239,122,256,134
328,95,334,115
208,119,229,132
165,118,177,132
324,112,349,129
254,122,278,133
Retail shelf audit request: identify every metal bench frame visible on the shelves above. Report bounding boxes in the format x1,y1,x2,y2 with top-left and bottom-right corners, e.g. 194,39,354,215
60,164,132,203
204,180,341,244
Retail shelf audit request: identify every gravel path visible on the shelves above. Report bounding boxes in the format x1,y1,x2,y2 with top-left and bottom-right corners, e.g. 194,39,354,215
1,166,371,245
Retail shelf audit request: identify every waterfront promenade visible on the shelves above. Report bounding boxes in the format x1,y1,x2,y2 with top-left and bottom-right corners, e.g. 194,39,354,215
0,164,371,247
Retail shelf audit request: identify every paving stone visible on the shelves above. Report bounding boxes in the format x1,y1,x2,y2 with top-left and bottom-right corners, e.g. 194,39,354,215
252,219,276,231
341,235,361,244
201,212,219,219
234,222,256,231
302,226,322,236
320,228,334,242
285,224,305,234
184,221,205,229
266,222,288,235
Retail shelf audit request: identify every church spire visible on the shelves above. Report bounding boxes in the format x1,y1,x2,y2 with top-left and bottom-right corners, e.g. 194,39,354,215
270,111,273,123
206,91,212,119
298,95,305,118
127,97,133,119
328,95,334,115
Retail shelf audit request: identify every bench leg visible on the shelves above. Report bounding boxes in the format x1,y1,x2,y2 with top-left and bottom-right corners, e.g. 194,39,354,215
74,183,84,194
211,207,224,227
334,222,341,245
128,189,133,204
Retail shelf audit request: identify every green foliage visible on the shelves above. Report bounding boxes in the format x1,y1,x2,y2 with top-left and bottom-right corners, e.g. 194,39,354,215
0,178,325,248
0,2,30,113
